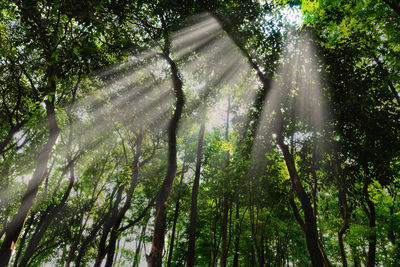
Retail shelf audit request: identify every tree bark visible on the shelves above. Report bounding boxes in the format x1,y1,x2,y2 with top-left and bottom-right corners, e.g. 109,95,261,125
147,18,185,267
186,121,206,267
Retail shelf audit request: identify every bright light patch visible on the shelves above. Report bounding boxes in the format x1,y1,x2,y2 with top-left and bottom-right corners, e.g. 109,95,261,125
263,4,304,31
280,6,303,27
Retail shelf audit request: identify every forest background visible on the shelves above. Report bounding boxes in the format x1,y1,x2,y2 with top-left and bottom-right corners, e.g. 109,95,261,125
0,0,400,266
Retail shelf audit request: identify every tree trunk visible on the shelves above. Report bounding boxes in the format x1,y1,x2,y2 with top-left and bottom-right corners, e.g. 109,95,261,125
94,186,124,267
186,121,206,267
350,243,361,267
12,212,36,267
147,20,185,267
220,97,231,267
275,238,283,267
361,164,376,267
335,156,350,267
276,129,328,267
19,152,75,267
220,197,229,267
365,199,376,267
232,200,240,267
0,120,28,156
208,10,330,266
133,221,148,267
75,210,109,266
0,96,60,266
104,128,143,267
66,169,108,267
166,165,185,267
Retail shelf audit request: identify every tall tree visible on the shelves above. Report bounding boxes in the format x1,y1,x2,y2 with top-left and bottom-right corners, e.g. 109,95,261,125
186,119,206,267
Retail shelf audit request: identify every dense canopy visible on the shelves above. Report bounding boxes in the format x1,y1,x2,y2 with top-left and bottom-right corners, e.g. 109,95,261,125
0,0,399,266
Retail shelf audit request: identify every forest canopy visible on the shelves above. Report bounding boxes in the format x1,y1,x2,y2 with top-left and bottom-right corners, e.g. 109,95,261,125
0,0,399,266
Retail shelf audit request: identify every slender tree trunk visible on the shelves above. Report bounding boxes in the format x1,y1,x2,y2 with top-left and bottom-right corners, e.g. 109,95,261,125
338,219,349,267
19,133,76,267
220,97,231,267
220,197,229,267
0,120,28,156
166,199,180,267
232,199,240,267
211,199,221,267
350,243,361,267
365,199,376,267
361,165,376,267
133,221,148,267
186,121,206,267
18,177,74,267
388,193,400,261
334,156,350,267
166,165,185,267
104,128,143,267
147,19,185,267
0,95,60,266
94,187,124,267
66,168,108,267
75,211,109,266
104,228,119,267
65,216,86,267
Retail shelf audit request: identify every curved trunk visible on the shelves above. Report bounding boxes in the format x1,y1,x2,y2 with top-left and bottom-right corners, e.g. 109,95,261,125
147,21,185,267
